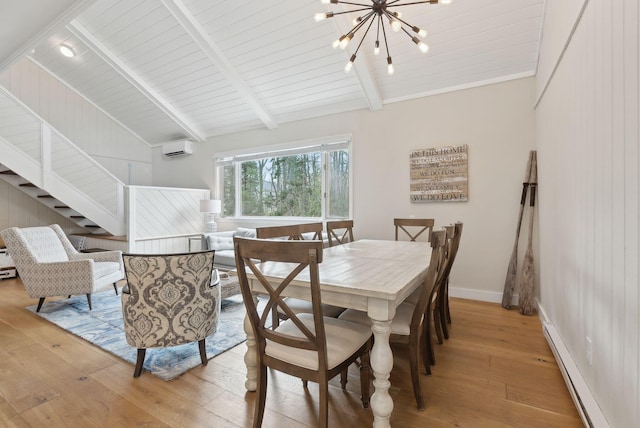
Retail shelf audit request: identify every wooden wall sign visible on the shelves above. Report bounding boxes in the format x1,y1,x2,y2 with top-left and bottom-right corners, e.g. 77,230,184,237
410,144,468,202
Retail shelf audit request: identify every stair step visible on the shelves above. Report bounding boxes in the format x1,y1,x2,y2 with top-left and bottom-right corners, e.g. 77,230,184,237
19,183,36,187
37,195,54,198
0,170,17,175
85,225,101,228
55,205,70,209
70,215,85,219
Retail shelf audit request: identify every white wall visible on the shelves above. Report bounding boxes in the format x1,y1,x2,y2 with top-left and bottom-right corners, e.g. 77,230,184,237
153,77,537,302
536,0,639,426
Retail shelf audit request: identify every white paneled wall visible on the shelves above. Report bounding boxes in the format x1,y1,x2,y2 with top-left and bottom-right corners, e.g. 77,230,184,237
536,0,639,426
0,57,152,184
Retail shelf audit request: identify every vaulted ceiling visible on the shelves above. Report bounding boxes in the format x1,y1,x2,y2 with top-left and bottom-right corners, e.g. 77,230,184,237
0,0,545,146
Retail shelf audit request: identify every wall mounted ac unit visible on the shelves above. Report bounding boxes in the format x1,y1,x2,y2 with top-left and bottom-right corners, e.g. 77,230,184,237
162,140,193,157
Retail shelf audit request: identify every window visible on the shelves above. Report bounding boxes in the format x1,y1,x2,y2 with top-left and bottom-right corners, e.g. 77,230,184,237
217,139,351,219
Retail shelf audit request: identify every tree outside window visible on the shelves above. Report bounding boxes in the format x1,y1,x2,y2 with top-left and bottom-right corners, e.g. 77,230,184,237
218,142,350,219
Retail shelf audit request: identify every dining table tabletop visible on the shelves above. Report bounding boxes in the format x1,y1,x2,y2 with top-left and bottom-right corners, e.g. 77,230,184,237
241,238,432,428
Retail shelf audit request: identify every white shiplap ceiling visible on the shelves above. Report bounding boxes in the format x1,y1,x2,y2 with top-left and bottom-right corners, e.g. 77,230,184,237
0,0,545,146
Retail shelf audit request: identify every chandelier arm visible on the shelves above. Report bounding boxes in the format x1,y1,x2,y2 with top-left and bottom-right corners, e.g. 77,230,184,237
329,7,375,17
352,14,377,56
335,1,374,6
345,11,376,38
384,10,417,30
381,15,391,57
387,1,439,6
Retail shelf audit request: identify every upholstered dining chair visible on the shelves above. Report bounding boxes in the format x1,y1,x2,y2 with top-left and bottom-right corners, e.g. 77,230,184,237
121,250,220,378
339,228,447,410
256,223,345,326
394,218,435,242
234,237,372,428
326,220,354,247
0,224,124,312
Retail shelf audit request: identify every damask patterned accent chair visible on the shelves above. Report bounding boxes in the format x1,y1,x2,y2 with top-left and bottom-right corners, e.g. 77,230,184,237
121,251,220,378
0,224,124,312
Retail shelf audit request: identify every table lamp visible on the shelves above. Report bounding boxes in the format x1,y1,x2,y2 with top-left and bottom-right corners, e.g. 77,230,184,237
200,199,221,233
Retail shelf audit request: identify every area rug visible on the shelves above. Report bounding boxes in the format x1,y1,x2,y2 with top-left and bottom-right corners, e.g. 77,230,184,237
27,291,251,381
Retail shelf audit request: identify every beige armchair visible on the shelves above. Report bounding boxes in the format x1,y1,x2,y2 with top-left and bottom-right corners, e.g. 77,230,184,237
0,224,124,312
121,251,220,378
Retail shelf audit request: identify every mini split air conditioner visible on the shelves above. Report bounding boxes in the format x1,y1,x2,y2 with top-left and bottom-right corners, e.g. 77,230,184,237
162,140,193,157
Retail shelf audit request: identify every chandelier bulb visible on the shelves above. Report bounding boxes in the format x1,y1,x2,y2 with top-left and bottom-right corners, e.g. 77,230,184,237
345,54,356,73
333,35,345,49
441,0,452,4
374,40,380,56
339,33,353,49
352,16,363,26
387,57,395,75
314,12,333,22
411,36,429,53
413,26,428,37
390,19,402,32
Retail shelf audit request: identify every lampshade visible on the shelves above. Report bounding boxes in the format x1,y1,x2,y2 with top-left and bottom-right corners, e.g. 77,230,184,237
200,199,221,214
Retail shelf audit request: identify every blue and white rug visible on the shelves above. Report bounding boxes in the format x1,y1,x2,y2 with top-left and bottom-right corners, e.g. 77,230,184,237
27,291,251,381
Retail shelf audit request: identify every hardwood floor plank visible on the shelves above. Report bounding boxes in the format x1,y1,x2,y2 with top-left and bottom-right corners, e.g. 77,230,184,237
0,278,583,427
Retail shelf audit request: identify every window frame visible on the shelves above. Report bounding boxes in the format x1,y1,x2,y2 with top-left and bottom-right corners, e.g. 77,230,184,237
215,135,353,222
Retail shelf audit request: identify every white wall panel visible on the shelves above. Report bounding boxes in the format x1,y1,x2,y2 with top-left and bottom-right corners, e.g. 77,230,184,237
536,0,640,425
0,58,152,183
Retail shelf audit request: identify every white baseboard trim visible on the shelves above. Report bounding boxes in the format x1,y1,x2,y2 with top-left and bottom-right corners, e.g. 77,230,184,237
538,304,609,428
449,286,519,306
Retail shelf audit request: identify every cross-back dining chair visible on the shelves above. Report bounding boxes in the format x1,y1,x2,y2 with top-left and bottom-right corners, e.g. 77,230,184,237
255,222,323,241
256,223,345,326
394,218,435,242
434,221,463,341
234,237,372,428
326,220,354,247
339,228,447,410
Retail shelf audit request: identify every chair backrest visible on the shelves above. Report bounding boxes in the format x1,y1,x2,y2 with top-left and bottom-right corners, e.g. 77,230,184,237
326,220,354,247
121,250,217,347
0,224,71,265
256,222,323,241
394,218,435,242
410,229,447,333
441,222,463,280
234,237,328,367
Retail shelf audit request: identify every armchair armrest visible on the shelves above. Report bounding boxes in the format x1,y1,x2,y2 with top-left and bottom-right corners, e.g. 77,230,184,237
70,250,123,263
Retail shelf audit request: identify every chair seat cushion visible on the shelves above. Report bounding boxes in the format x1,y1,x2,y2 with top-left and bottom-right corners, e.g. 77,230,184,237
277,297,346,318
338,301,415,336
266,313,371,371
93,261,121,279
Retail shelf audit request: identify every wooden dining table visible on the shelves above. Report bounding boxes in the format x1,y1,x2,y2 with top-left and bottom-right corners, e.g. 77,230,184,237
241,239,432,428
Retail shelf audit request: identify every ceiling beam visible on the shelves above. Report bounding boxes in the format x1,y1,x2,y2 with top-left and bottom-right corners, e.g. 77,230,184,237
331,7,384,111
68,19,206,142
0,0,96,75
161,0,277,130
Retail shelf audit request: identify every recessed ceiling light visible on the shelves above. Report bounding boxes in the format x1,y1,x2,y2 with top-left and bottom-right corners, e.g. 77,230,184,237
59,44,75,58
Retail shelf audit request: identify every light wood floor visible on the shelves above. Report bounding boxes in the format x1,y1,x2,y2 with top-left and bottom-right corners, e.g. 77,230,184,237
0,277,583,427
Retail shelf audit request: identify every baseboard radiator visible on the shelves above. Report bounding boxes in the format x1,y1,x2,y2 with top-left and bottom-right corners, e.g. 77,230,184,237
542,322,609,428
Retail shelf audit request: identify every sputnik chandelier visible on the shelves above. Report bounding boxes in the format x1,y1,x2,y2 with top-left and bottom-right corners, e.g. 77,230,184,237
315,0,451,75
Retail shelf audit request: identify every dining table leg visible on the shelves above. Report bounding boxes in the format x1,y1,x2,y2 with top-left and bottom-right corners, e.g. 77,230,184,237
244,294,259,391
370,319,394,428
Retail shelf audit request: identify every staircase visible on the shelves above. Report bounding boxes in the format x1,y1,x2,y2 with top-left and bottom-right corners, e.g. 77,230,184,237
0,165,108,234
0,86,126,236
